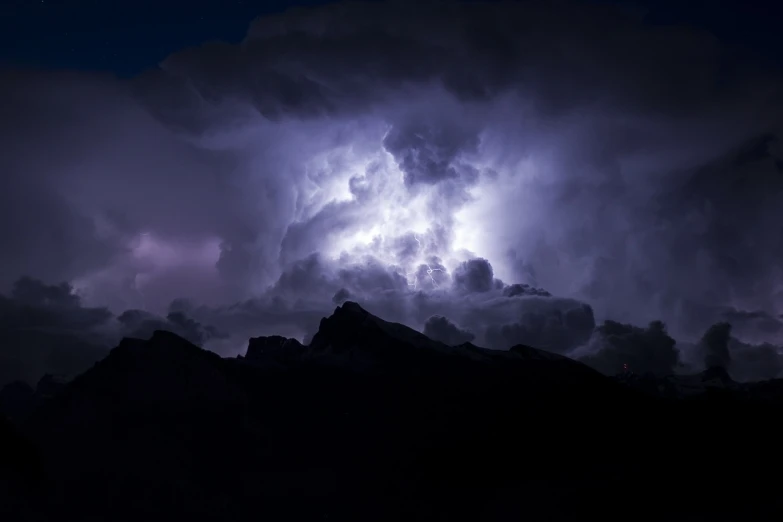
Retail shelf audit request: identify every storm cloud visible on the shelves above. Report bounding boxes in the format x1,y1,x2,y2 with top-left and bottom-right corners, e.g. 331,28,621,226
423,315,476,346
2,1,783,380
576,319,680,376
0,277,224,386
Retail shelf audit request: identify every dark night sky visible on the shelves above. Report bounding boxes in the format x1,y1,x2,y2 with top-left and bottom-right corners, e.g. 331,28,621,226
2,0,347,75
3,1,782,75
1,0,783,382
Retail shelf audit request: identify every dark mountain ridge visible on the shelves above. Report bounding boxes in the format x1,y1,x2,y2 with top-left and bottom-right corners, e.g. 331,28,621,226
2,302,783,521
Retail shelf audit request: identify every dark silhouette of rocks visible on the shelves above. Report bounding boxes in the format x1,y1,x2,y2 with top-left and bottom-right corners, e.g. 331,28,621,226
0,329,108,388
2,302,783,521
0,380,35,423
0,412,44,519
35,373,68,399
0,373,70,424
243,335,306,366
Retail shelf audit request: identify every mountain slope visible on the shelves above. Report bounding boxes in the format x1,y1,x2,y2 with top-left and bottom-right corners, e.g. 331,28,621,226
5,302,783,521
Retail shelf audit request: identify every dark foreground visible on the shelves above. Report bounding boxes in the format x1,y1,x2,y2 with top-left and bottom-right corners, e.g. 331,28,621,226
2,302,782,521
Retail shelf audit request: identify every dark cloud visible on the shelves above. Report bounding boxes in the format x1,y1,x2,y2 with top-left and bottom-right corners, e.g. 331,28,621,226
721,308,783,332
0,278,113,386
2,277,112,331
701,322,733,370
685,322,783,381
634,134,783,331
382,121,480,187
116,308,226,347
423,315,475,346
2,1,783,382
728,338,783,382
147,2,776,121
719,307,783,339
576,320,680,376
484,298,595,353
503,284,552,298
0,181,119,292
0,277,229,386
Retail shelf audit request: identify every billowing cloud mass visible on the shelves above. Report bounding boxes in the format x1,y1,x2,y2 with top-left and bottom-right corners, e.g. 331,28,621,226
423,315,475,346
701,322,733,370
575,320,680,376
2,1,783,381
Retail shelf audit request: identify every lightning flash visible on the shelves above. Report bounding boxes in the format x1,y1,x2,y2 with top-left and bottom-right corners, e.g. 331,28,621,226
406,234,443,290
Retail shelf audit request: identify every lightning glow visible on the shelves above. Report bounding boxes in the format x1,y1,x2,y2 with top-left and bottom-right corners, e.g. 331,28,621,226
321,150,444,257
300,135,497,294
406,234,443,291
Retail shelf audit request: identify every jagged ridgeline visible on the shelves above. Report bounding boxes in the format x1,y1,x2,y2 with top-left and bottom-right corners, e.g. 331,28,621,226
2,302,782,521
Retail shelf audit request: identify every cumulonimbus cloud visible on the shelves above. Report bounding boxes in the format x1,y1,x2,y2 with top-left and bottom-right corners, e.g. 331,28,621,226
1,1,782,380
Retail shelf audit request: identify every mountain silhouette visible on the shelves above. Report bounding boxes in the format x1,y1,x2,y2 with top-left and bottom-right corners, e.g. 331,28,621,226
2,302,783,521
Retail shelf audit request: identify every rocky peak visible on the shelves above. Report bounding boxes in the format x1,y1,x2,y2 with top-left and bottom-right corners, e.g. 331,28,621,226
302,301,479,373
0,381,36,423
1,375,70,424
310,301,442,352
244,335,306,364
36,374,68,400
50,330,245,408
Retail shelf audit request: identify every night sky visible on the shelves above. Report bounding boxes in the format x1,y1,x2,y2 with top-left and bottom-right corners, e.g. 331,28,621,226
4,1,781,75
3,0,347,75
1,0,783,381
